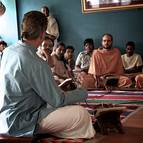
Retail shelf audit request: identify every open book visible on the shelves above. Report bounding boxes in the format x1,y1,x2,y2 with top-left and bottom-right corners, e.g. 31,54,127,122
103,75,119,87
58,78,73,89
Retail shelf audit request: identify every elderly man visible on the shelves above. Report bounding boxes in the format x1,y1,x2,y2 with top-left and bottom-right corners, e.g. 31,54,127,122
0,11,95,138
41,6,59,49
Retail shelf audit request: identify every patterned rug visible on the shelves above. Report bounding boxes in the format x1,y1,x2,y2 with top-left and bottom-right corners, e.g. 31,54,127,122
87,90,143,104
39,90,143,143
0,105,140,143
40,138,84,143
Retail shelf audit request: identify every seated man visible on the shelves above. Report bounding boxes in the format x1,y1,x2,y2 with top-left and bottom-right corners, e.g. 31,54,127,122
121,41,143,74
64,45,75,77
121,41,143,88
75,38,94,87
37,38,75,90
0,11,95,139
75,38,94,73
78,33,132,89
51,42,71,84
37,33,54,67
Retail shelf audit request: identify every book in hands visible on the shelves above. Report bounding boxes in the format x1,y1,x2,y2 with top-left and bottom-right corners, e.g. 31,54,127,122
58,78,73,88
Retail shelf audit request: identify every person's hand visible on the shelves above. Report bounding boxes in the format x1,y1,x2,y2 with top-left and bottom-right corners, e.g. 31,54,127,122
37,48,46,61
37,47,54,67
42,48,52,59
37,47,52,60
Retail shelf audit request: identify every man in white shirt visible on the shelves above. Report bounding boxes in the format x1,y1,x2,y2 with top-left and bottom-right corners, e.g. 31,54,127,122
41,6,59,49
122,41,143,89
121,41,143,74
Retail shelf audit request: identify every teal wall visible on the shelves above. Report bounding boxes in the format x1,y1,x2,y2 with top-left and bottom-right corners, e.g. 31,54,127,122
3,0,143,57
0,0,18,46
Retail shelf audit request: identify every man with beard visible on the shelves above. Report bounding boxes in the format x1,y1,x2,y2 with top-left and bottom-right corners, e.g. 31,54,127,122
37,33,54,67
79,33,132,89
89,33,132,88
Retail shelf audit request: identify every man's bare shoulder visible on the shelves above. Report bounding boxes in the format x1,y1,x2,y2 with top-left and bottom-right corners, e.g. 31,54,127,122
113,47,120,52
93,48,101,53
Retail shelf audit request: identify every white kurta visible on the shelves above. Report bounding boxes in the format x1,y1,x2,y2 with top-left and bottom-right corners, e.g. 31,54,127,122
121,53,143,70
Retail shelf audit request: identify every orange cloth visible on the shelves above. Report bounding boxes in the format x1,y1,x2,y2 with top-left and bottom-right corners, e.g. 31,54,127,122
88,48,123,76
77,72,95,89
135,74,143,89
78,48,132,88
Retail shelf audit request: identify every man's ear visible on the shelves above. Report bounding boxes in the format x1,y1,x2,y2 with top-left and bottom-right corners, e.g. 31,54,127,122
40,32,46,41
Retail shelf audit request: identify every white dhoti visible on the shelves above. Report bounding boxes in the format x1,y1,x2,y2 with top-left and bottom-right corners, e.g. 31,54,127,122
38,105,95,139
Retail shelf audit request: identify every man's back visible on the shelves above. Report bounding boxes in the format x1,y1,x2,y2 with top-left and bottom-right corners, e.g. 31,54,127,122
0,41,70,136
0,10,94,139
0,41,47,136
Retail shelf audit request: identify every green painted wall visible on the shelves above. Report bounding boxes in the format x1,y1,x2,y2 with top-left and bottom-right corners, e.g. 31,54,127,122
10,0,143,57
0,0,18,46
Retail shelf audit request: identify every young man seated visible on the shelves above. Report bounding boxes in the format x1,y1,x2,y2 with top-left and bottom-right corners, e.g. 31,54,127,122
51,42,71,85
0,11,95,139
122,41,143,74
121,41,143,88
37,40,75,90
74,38,95,88
37,33,54,67
75,38,94,73
64,45,75,78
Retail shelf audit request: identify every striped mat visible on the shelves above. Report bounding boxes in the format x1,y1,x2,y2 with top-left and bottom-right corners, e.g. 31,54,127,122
87,90,143,104
39,90,143,142
78,90,143,124
40,90,143,143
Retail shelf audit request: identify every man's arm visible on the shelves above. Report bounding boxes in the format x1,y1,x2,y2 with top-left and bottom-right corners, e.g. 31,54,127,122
124,65,142,74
